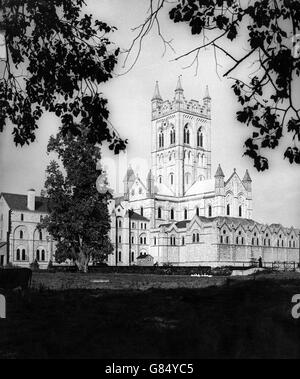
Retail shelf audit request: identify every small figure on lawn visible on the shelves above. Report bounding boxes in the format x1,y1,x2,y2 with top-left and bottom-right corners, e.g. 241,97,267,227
258,257,263,268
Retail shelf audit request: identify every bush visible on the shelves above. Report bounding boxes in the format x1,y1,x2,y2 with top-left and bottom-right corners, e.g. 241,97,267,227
211,266,232,277
30,259,39,271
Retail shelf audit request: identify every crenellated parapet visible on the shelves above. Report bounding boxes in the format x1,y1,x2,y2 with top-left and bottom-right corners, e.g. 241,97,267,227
151,77,211,121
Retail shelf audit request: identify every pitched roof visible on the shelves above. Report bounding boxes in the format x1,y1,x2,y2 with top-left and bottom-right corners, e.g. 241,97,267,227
214,164,225,177
242,169,252,182
0,242,7,249
185,178,215,196
130,212,149,222
159,220,191,229
115,196,125,206
1,193,48,213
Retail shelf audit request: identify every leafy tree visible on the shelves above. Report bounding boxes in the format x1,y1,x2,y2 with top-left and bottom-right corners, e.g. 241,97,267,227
40,128,113,272
127,0,300,170
0,0,126,153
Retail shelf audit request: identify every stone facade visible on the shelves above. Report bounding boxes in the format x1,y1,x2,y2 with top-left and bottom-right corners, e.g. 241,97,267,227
108,79,299,267
0,190,55,269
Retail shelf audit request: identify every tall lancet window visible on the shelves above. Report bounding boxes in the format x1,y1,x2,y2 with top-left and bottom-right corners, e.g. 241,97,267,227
159,131,164,148
184,125,190,144
239,205,242,217
170,127,176,145
226,204,230,216
197,128,203,147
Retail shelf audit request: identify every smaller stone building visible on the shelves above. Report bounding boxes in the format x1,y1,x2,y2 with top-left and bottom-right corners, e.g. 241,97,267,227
0,189,55,269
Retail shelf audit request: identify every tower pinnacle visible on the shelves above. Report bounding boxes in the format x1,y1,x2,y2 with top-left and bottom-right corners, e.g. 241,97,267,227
204,85,211,99
152,81,162,101
214,164,225,178
175,75,183,92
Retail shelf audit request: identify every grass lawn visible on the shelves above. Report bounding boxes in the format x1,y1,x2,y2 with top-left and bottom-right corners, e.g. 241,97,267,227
1,272,300,359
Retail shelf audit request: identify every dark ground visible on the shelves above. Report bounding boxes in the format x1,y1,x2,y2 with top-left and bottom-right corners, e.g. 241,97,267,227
1,273,300,359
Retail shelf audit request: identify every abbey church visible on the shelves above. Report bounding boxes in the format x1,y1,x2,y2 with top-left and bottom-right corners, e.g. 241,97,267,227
107,78,299,267
0,78,299,269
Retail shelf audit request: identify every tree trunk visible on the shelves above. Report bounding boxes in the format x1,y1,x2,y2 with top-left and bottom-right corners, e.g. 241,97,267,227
75,249,89,273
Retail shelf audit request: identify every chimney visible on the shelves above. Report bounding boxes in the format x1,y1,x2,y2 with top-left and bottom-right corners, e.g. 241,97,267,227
27,189,35,211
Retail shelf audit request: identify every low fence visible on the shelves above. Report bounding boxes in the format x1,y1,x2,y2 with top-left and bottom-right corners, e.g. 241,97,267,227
39,260,299,275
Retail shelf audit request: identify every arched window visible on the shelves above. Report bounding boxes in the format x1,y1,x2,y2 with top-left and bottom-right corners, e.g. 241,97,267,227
158,207,162,219
36,249,40,261
20,230,23,239
220,236,223,243
118,251,122,262
239,205,242,217
208,205,212,217
182,237,185,245
184,125,190,144
159,131,164,148
144,237,147,244
170,236,176,246
185,173,191,186
140,207,143,216
184,208,188,220
192,233,196,243
22,249,26,261
196,233,200,243
236,237,239,245
131,251,134,262
170,127,176,144
131,235,134,244
158,175,162,184
119,235,122,243
226,236,229,244
170,173,174,186
197,128,203,147
170,208,174,220
21,213,24,221
226,204,230,216
16,249,20,261
39,230,43,240
118,220,122,228
196,207,200,216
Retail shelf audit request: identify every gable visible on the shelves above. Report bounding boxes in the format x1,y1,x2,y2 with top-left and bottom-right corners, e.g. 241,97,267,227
129,177,147,200
225,173,246,196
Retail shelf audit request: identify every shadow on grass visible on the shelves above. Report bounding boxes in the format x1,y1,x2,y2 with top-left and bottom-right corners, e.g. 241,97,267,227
1,279,300,359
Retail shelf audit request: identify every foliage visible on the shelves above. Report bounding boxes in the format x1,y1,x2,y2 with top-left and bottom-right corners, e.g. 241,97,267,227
128,0,300,170
0,0,126,153
30,259,39,271
40,128,113,272
169,0,300,170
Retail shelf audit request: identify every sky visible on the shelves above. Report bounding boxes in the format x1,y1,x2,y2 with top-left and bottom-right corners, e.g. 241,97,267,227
0,0,299,228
